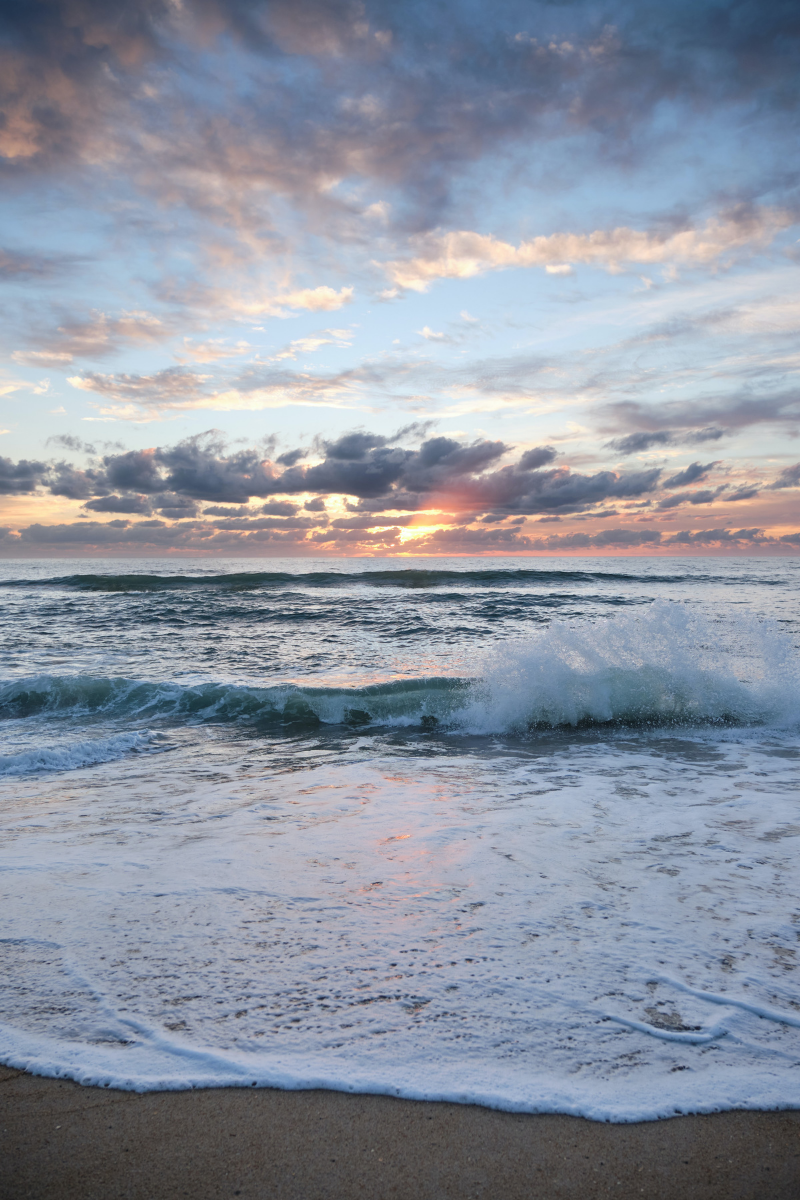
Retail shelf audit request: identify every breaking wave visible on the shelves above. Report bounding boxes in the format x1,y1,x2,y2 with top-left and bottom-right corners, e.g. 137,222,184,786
461,601,799,733
1,604,796,736
0,730,163,776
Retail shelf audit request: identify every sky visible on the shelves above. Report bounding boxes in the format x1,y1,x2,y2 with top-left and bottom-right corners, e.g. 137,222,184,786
0,0,798,558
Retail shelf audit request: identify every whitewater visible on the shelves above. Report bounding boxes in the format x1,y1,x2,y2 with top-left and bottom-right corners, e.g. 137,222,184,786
1,555,799,1121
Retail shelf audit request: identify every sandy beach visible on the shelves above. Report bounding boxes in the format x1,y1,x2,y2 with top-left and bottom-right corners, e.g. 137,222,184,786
3,1065,798,1200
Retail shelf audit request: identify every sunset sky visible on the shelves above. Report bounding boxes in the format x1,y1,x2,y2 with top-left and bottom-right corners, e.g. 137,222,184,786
1,0,798,556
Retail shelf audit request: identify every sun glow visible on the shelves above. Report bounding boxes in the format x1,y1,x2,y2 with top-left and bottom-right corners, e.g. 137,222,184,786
398,523,450,543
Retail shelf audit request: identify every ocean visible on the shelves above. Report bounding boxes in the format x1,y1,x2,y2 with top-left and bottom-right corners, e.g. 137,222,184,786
1,555,799,1122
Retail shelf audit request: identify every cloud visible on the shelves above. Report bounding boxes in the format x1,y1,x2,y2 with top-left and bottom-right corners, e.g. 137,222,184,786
48,461,108,500
46,435,97,454
656,488,724,510
82,494,152,515
69,367,208,404
15,311,167,367
664,527,766,545
0,418,795,556
0,428,660,517
12,350,74,369
259,500,300,517
330,514,416,529
384,208,794,291
0,455,48,494
277,287,353,313
663,461,718,488
527,527,664,550
769,463,800,489
603,386,800,443
606,430,728,454
66,362,367,417
176,340,251,364
270,329,353,361
0,0,796,265
0,247,80,280
157,432,656,514
727,486,760,501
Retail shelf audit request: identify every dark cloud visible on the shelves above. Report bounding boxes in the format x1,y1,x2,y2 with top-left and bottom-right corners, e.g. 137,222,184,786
275,448,306,467
656,488,723,510
607,429,726,454
0,455,48,494
323,431,390,460
202,505,251,517
270,434,657,514
663,461,717,488
82,494,151,514
103,449,162,493
260,500,299,516
665,527,765,544
604,388,800,444
48,461,107,500
208,515,322,531
526,528,664,550
330,514,415,529
152,494,201,518
769,463,800,489
154,436,278,503
440,462,662,516
19,520,137,545
345,493,422,514
518,446,557,471
727,486,760,501
1,429,662,516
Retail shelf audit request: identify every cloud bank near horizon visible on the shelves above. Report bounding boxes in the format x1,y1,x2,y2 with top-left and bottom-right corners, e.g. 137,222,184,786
1,429,797,556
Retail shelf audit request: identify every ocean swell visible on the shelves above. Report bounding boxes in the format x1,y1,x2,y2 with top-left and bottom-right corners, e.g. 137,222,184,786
1,605,796,736
0,567,712,592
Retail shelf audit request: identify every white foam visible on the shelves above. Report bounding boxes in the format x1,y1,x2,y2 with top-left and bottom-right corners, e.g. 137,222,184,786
456,602,800,732
0,730,160,776
2,725,800,1120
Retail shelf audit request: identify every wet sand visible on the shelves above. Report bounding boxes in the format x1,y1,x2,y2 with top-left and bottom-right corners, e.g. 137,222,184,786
2,1064,799,1200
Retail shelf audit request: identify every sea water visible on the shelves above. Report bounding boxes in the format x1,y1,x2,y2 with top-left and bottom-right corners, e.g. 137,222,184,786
1,555,799,1121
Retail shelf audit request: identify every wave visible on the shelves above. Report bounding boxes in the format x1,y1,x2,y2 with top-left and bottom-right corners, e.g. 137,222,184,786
462,602,799,734
0,567,717,592
0,730,163,776
0,673,470,729
1,605,797,734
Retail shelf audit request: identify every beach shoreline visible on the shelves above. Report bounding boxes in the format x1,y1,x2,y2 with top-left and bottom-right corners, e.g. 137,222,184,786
3,1065,799,1200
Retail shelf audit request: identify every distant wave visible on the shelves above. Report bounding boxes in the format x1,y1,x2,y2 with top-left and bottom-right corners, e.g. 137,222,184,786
0,567,722,592
0,730,163,776
2,604,796,735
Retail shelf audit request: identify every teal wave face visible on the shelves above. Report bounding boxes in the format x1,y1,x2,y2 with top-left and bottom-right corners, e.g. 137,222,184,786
0,674,472,730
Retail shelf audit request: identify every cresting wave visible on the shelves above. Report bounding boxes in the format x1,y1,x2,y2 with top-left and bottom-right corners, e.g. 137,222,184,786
0,731,162,776
0,567,719,592
1,605,797,746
